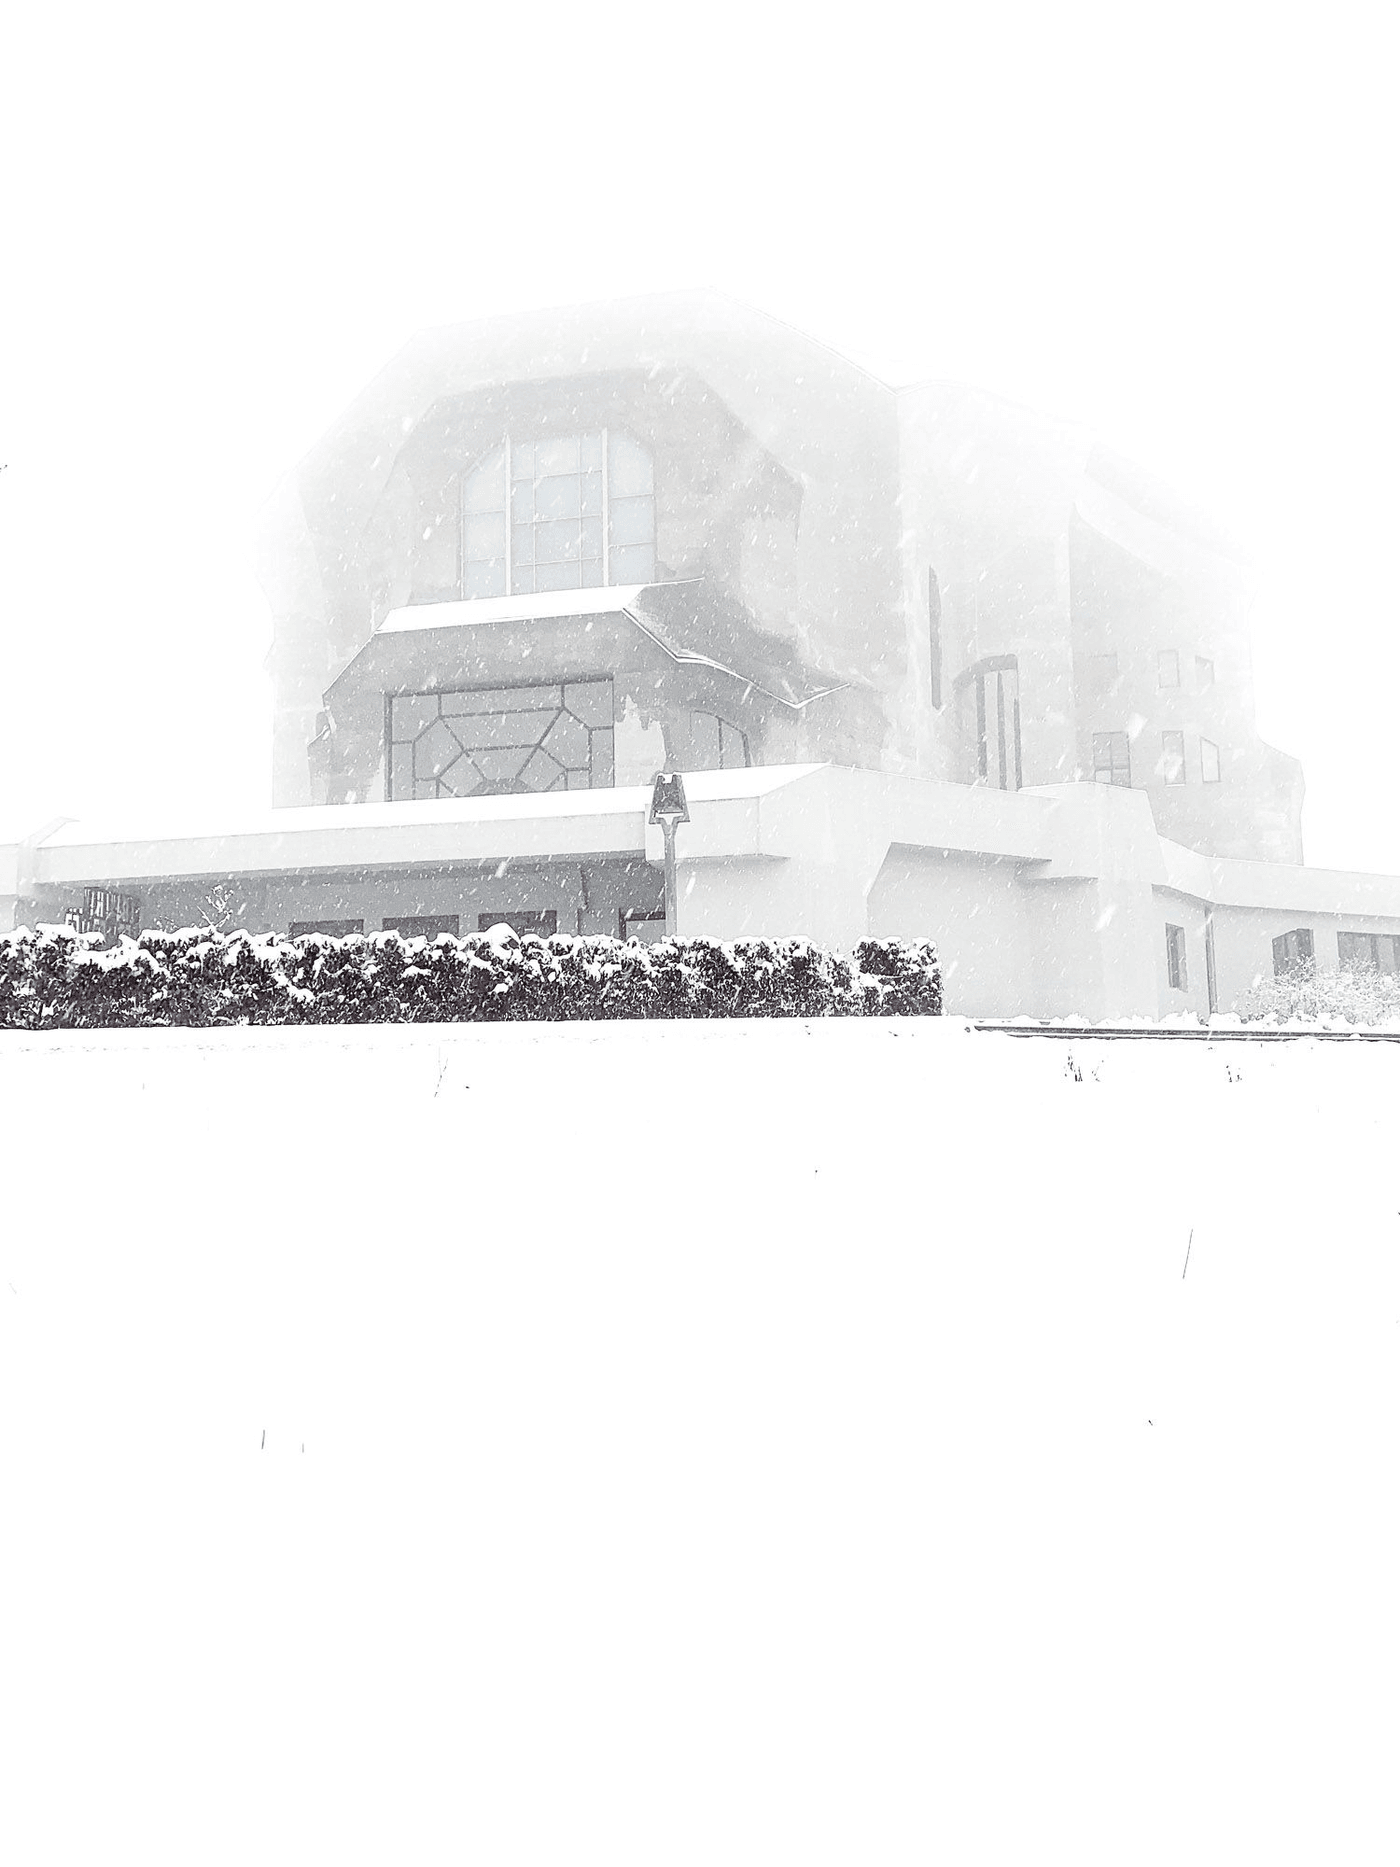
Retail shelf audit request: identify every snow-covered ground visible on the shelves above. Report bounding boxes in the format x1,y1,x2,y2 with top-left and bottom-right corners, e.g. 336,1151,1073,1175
3,1019,1398,1865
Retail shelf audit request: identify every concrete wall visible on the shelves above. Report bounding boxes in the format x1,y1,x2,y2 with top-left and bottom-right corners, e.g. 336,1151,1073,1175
868,850,1035,1019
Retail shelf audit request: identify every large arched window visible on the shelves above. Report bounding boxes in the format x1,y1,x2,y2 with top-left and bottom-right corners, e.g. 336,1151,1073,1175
461,431,655,597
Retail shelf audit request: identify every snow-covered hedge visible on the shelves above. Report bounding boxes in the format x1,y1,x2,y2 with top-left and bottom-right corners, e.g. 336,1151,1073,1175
0,924,943,1029
1236,964,1400,1029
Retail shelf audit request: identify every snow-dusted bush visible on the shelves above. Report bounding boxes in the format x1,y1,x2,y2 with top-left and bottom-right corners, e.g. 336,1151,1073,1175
0,924,942,1029
1236,963,1400,1028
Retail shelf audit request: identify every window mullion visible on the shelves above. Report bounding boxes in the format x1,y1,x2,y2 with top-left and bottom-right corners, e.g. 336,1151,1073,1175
601,426,610,585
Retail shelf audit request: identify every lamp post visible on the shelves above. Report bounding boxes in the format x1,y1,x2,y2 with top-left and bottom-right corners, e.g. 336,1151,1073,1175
648,771,691,937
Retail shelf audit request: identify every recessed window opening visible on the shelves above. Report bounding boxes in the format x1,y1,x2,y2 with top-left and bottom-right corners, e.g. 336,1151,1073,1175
1160,731,1186,784
960,656,1021,790
1166,923,1188,991
461,432,655,598
1201,738,1221,783
1196,655,1215,688
1092,731,1131,787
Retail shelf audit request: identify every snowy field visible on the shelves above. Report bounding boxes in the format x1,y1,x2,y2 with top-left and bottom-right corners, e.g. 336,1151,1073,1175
3,1017,1398,1865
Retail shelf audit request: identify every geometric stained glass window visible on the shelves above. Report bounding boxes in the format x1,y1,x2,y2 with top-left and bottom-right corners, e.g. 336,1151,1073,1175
387,679,615,801
460,432,655,598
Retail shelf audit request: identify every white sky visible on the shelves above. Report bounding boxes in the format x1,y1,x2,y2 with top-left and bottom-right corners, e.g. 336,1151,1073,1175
2,0,1395,869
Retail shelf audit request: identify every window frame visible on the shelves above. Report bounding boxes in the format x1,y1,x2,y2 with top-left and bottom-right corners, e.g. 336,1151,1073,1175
459,430,655,599
1200,737,1221,784
1092,730,1132,787
385,677,616,802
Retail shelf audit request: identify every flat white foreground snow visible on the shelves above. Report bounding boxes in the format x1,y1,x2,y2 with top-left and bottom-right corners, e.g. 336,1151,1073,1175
3,1018,1398,1865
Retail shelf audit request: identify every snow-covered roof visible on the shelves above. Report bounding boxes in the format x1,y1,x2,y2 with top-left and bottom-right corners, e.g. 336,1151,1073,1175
379,586,651,634
360,581,851,712
15,766,828,887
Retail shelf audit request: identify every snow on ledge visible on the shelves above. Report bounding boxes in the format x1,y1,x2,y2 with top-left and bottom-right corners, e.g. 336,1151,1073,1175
380,587,653,633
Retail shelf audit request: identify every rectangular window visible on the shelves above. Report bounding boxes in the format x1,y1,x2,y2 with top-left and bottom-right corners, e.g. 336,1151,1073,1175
1338,931,1400,973
289,919,364,939
1158,650,1180,687
476,911,558,937
1092,731,1131,787
1204,917,1218,1014
383,915,460,939
1160,731,1186,784
1272,928,1315,976
1200,738,1221,783
1196,655,1215,688
387,678,615,801
1166,923,1188,991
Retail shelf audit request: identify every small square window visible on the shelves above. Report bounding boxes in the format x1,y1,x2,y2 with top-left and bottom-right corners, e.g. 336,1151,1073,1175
1158,650,1180,687
1160,731,1185,784
1196,655,1215,688
1201,738,1221,783
1166,923,1188,991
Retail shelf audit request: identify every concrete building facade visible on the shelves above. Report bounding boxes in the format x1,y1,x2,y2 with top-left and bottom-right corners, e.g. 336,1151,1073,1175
4,291,1398,1019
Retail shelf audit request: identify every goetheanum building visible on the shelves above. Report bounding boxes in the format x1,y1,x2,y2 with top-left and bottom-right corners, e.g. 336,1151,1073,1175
5,290,1400,1018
